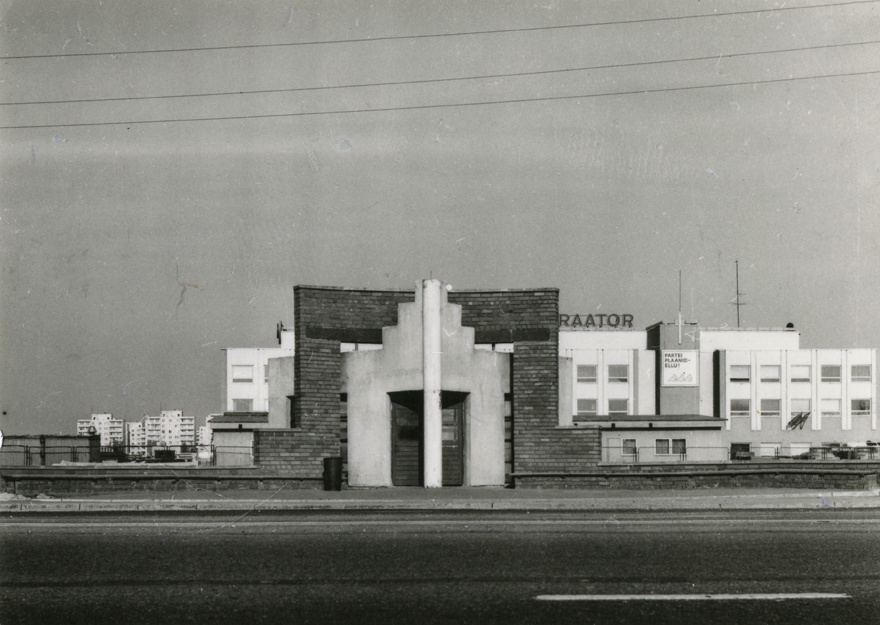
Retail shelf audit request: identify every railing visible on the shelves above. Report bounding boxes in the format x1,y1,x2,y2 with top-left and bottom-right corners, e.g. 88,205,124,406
602,445,880,464
0,444,97,467
604,446,731,464
0,444,255,467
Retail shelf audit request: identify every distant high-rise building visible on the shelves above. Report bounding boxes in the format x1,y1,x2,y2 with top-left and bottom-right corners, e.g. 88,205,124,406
198,422,213,447
125,410,196,453
76,413,124,446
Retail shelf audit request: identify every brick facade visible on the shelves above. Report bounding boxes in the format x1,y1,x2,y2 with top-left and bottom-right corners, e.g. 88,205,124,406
286,284,611,482
291,287,415,479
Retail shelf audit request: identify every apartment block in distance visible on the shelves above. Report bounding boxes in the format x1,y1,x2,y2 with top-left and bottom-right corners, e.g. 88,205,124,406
76,413,124,446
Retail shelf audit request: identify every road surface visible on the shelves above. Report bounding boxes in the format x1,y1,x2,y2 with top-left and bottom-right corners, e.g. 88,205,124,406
2,510,879,624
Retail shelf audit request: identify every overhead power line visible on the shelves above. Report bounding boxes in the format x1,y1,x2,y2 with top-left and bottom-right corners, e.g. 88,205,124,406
2,0,877,60
2,68,878,130
3,38,878,107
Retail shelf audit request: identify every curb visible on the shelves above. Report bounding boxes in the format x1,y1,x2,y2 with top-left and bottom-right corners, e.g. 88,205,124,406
2,494,879,514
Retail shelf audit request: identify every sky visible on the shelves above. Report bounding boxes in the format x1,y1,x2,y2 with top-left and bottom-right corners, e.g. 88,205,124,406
1,0,879,435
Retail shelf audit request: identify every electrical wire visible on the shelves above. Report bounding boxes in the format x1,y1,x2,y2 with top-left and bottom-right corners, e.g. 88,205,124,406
3,68,878,130
3,38,878,107
2,0,877,61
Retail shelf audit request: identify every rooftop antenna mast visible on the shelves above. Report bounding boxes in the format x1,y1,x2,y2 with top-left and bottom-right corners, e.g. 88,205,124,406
678,270,683,345
733,260,746,328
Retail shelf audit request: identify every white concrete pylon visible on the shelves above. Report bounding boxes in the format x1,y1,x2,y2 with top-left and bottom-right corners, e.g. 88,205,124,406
422,279,443,488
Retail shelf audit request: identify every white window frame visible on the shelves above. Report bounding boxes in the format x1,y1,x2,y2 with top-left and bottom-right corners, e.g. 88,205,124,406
607,399,629,416
654,439,687,456
821,365,841,383
576,365,598,383
760,398,780,417
790,365,811,383
851,399,871,416
729,365,751,383
760,365,781,383
232,365,254,384
576,398,597,418
820,398,841,418
232,398,253,412
851,365,871,383
730,398,750,416
607,364,629,383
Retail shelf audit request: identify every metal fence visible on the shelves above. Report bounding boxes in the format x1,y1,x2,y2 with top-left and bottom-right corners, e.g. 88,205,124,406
602,445,880,464
0,444,97,467
0,444,255,467
603,446,731,464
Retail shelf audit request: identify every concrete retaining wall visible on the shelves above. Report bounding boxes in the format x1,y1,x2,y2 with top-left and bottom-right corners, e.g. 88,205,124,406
0,467,321,497
514,460,880,490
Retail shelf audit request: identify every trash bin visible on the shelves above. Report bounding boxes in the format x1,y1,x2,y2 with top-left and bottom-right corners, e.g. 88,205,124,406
323,457,343,491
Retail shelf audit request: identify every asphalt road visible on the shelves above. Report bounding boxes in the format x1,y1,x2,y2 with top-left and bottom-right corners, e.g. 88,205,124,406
2,510,879,625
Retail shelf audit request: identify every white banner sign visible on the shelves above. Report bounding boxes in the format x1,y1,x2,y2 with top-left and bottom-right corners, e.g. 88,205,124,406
662,350,698,386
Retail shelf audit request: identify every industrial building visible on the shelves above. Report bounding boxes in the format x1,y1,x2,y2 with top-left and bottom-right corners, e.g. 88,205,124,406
212,280,877,487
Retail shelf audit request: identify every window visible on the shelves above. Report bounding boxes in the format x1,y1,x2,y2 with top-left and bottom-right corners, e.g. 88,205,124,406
264,364,269,383
288,395,297,428
576,365,597,383
786,401,810,429
851,365,871,382
760,365,781,383
790,365,811,383
820,398,841,417
608,399,629,416
791,398,811,416
232,398,253,412
821,365,841,383
654,439,686,456
851,399,871,416
760,399,780,417
576,399,597,418
608,365,629,383
730,365,751,383
730,398,750,416
232,365,253,383
622,439,637,456
730,443,751,459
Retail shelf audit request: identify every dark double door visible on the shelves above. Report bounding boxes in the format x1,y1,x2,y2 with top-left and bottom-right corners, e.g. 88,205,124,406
391,391,465,487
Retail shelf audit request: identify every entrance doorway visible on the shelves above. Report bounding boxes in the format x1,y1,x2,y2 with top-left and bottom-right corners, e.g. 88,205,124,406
390,391,466,486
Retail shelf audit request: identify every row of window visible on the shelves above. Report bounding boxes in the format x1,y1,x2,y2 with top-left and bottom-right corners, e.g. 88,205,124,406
578,364,873,386
577,364,629,383
621,439,686,456
576,398,628,417
730,364,871,384
730,398,872,416
231,365,270,384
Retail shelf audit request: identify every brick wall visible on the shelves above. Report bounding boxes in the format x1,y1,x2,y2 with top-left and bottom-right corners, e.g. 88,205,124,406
252,429,334,477
448,290,602,474
291,287,416,477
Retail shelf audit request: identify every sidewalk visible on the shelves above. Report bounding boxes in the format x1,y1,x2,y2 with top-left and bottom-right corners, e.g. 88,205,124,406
2,486,880,513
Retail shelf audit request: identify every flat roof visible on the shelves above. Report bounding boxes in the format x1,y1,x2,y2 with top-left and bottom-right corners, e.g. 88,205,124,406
209,413,269,424
578,414,721,423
